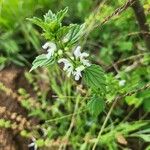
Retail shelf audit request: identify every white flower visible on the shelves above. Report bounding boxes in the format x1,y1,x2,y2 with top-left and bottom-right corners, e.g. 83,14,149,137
73,46,91,67
42,42,57,59
119,80,126,86
58,58,74,77
74,46,89,59
28,137,37,150
81,59,91,67
73,65,85,81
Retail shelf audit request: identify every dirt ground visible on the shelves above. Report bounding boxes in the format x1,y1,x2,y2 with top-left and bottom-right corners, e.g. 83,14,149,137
0,66,32,150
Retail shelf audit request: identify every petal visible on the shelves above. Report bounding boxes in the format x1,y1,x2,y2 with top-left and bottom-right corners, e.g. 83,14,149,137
74,74,80,81
66,67,73,77
42,42,51,49
81,59,91,67
58,58,68,64
42,42,56,52
81,52,89,57
74,46,81,58
58,58,73,72
28,142,35,147
46,48,55,59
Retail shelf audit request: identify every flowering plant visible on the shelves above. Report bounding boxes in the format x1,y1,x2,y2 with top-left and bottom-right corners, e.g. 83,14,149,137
29,7,106,117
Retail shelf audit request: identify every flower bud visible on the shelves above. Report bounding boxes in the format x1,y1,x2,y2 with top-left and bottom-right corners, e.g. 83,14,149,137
58,49,63,56
64,47,69,51
54,53,58,57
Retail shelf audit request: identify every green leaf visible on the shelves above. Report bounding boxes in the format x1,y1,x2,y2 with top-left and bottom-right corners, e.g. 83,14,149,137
125,95,142,107
27,17,46,29
44,10,56,22
56,7,68,22
83,64,106,92
28,8,68,37
88,95,105,117
65,24,85,45
30,54,54,71
118,41,132,51
56,26,70,40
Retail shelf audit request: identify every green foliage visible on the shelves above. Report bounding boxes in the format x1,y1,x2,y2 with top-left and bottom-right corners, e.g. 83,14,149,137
64,24,85,46
30,54,55,71
88,95,105,117
28,7,68,36
83,65,106,92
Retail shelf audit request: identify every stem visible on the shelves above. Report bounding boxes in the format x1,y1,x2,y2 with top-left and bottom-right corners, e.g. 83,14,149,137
121,106,137,123
132,0,150,50
92,97,118,150
58,96,80,150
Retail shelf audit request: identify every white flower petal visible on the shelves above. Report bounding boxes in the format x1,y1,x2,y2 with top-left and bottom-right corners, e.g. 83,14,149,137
42,42,51,49
28,142,35,147
43,42,57,59
119,80,126,86
73,46,81,59
28,137,37,150
58,58,74,76
73,65,85,81
42,42,56,50
73,46,91,68
58,58,67,63
46,48,55,59
58,58,70,70
66,66,74,77
81,59,91,67
80,52,89,59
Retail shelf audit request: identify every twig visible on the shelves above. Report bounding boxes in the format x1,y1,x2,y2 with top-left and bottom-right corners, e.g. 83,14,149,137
131,0,150,50
95,0,135,28
106,52,149,71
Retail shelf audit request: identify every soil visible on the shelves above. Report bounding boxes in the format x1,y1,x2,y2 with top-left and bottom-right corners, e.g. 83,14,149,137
0,66,33,150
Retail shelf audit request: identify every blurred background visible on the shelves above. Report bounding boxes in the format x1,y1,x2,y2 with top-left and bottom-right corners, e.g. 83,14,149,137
0,0,150,150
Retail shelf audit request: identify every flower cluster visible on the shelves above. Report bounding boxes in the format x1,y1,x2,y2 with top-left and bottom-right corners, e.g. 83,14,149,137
58,46,91,81
42,41,91,81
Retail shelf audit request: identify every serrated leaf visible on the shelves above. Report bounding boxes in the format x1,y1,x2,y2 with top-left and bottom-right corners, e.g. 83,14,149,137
83,64,106,92
56,26,70,40
28,8,68,37
56,7,68,22
44,10,56,22
27,17,45,29
30,54,54,71
88,95,105,117
65,24,85,45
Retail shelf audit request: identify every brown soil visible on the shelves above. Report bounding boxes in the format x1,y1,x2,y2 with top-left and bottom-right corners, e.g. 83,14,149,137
0,66,33,150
